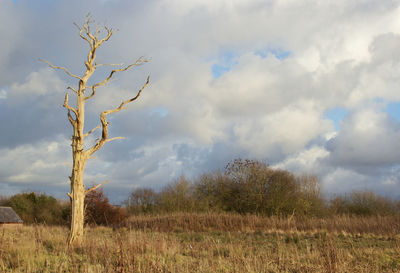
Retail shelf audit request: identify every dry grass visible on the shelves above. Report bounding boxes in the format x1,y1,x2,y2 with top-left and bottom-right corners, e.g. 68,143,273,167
1,214,399,272
126,213,400,235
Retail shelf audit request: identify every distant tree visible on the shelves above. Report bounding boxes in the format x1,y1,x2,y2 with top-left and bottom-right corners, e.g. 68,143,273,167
125,187,157,214
194,171,233,212
296,174,326,216
329,190,398,216
223,158,324,216
40,15,149,246
157,175,196,212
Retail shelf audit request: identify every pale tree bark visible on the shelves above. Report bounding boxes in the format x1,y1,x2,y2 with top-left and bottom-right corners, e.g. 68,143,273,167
41,15,149,247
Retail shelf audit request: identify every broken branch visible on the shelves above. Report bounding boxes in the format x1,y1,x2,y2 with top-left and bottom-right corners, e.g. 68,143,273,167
85,180,110,195
67,86,78,94
63,93,78,117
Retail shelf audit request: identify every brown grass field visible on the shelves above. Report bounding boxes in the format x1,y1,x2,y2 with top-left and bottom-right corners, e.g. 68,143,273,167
1,213,399,272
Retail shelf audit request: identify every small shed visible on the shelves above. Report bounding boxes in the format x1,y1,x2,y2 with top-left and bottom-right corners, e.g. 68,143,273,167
0,207,23,227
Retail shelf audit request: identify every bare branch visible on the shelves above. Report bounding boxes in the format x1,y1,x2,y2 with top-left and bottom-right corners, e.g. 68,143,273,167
67,86,78,94
67,192,72,199
74,22,92,46
85,180,110,195
112,75,150,110
105,136,125,143
85,76,150,156
83,125,101,138
63,93,78,117
85,85,98,101
85,57,148,101
67,110,76,127
63,92,77,127
81,15,96,42
39,58,82,80
94,62,123,68
97,25,113,47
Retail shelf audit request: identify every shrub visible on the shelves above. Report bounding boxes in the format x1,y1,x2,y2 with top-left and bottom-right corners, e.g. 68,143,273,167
156,175,197,213
125,187,157,214
85,188,128,226
222,158,325,216
4,192,68,225
296,174,327,216
193,171,233,212
329,190,398,216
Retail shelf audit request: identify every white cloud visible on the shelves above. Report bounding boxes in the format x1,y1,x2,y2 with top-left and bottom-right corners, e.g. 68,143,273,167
0,135,70,186
273,146,329,174
2,0,400,200
326,107,400,168
8,68,65,107
233,100,332,159
0,89,7,99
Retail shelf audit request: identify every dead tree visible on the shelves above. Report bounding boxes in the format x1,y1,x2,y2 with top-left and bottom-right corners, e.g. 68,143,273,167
41,16,149,247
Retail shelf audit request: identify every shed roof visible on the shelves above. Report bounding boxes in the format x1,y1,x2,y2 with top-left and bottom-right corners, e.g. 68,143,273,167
0,207,23,223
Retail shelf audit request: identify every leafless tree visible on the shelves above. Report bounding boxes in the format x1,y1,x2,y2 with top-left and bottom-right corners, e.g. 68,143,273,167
41,15,149,246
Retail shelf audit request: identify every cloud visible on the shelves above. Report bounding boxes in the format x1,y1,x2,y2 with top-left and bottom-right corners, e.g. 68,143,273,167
8,68,65,105
325,107,400,170
2,0,400,202
233,100,332,159
0,89,7,99
0,135,70,188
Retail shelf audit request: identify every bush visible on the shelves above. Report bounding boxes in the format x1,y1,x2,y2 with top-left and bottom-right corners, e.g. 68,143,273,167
156,175,197,213
329,191,398,216
194,171,233,212
125,187,157,214
221,158,325,216
85,187,128,226
4,192,69,225
296,174,327,217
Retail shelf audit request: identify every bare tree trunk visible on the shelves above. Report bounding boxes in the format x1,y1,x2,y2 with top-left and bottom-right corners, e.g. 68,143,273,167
68,165,85,246
67,121,86,246
41,15,150,247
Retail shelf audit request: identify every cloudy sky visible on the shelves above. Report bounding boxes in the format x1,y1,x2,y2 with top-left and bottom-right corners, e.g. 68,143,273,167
1,0,400,203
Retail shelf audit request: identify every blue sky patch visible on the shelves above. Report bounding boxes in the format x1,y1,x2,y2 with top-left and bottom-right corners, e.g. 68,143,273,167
211,47,290,78
211,64,231,78
150,107,168,117
323,107,348,130
255,47,291,60
211,51,238,78
385,102,400,122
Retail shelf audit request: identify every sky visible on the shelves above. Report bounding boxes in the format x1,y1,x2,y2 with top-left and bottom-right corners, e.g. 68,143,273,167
1,0,400,203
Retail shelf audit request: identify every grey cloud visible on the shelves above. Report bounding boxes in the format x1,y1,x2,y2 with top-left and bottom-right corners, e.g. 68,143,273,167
325,108,400,170
2,0,400,202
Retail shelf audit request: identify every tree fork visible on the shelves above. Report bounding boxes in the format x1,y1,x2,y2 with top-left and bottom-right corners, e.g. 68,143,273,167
41,15,149,247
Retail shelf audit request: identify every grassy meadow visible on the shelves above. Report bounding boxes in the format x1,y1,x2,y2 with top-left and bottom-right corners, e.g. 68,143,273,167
1,213,399,273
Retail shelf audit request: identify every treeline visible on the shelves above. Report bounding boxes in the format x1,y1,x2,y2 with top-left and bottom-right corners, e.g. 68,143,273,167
1,159,399,226
0,188,126,226
125,159,400,217
0,192,70,225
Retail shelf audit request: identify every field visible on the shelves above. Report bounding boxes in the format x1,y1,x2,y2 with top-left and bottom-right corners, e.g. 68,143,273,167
1,214,399,273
